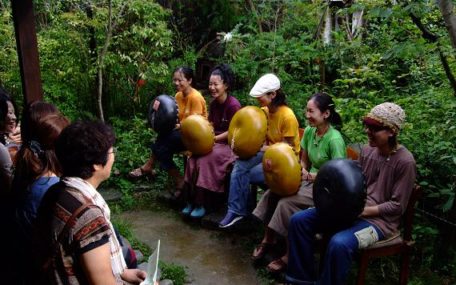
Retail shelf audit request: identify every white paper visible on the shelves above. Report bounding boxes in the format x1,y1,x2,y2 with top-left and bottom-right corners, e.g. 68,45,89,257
140,240,160,285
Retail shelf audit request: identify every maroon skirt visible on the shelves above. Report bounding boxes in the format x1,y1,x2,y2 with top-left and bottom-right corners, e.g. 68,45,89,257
184,143,236,193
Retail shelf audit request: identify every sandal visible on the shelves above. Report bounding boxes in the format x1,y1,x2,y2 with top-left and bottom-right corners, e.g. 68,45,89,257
266,257,287,273
251,242,275,261
128,167,156,179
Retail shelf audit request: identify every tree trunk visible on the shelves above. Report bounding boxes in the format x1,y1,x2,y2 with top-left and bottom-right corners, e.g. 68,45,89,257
96,1,127,121
96,0,113,122
323,6,332,45
351,9,363,38
438,47,456,95
408,10,456,96
438,0,456,50
314,5,328,40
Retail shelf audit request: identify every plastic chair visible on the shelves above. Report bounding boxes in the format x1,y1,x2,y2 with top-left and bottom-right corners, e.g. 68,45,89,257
356,185,422,285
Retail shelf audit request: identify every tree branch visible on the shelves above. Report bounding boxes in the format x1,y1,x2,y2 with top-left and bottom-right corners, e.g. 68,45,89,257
97,1,128,121
438,0,456,50
403,1,456,96
438,47,456,95
246,0,263,33
409,13,438,42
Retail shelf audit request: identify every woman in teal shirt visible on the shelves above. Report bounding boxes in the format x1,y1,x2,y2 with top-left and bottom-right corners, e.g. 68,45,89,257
251,92,346,273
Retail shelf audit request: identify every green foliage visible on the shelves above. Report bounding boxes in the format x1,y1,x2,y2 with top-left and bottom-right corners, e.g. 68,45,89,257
111,177,136,210
38,10,93,120
106,115,176,205
102,116,155,211
0,1,174,119
0,8,22,98
158,261,187,285
109,116,154,176
398,90,456,194
167,0,242,49
103,0,174,116
112,217,151,257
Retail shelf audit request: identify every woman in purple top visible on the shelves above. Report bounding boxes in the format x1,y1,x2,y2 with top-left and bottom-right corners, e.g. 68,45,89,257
182,64,241,218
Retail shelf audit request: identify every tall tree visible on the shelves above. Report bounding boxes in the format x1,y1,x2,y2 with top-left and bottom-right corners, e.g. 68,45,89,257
438,0,456,50
97,0,127,121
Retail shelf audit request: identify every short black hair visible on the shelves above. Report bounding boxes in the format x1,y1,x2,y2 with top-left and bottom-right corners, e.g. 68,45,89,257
210,64,235,92
270,88,287,108
174,66,194,81
55,120,115,179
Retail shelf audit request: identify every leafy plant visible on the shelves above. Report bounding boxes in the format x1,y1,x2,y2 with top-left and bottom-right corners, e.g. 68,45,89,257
159,261,187,285
111,217,151,258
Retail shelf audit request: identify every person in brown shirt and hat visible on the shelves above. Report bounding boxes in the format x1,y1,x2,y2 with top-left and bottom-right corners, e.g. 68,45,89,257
285,102,416,285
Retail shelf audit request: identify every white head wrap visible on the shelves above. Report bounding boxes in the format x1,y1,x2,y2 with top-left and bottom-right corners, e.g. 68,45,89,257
249,73,281,98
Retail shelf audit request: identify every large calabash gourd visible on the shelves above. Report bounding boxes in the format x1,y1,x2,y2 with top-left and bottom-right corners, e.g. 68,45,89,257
263,143,301,196
228,106,267,159
180,115,215,156
147,94,179,134
313,159,367,232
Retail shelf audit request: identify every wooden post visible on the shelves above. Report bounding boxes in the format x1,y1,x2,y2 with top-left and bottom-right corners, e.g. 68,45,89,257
11,0,43,104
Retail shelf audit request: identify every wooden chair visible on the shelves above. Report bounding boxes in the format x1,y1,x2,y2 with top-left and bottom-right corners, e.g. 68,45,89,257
346,143,362,160
356,185,422,285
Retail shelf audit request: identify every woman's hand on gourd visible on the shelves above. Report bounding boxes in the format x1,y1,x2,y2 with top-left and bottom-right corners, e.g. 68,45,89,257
301,168,313,182
260,143,269,152
152,100,160,111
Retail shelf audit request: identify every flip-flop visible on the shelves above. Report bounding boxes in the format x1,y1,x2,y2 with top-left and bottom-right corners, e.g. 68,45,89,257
266,257,287,273
128,167,155,179
251,242,275,261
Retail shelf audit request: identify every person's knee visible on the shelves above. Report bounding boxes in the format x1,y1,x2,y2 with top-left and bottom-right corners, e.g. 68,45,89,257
230,163,252,182
233,159,250,172
328,234,352,256
152,146,170,160
290,209,318,233
159,157,177,171
289,211,306,227
276,199,290,214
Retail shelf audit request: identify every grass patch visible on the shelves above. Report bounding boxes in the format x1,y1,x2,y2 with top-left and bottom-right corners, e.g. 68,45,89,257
159,261,187,285
112,217,152,257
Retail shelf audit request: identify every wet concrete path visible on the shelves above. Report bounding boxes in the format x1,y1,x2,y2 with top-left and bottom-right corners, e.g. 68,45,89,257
118,210,261,285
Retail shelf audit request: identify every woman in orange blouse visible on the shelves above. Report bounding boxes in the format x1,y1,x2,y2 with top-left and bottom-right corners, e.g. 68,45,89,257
130,67,207,194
